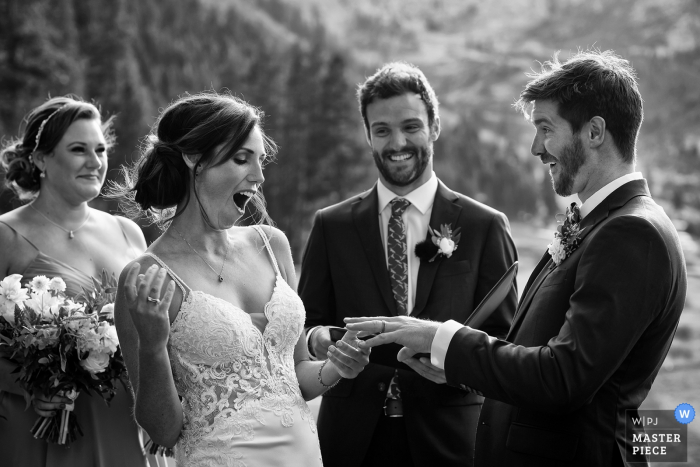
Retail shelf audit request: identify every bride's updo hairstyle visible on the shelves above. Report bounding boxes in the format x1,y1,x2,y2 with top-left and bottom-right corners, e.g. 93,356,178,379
112,92,276,228
1,95,115,200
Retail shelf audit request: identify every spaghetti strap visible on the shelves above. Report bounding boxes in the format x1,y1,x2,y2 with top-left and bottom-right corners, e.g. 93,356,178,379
116,216,134,250
142,252,191,300
0,219,40,251
252,225,281,277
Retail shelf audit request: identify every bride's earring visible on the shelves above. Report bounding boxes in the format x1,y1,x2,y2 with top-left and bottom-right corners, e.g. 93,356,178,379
39,170,46,179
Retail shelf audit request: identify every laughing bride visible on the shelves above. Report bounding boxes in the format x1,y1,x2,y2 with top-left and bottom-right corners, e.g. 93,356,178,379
110,92,370,466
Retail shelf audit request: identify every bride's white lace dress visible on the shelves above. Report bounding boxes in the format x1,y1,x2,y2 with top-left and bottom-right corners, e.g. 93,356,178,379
145,226,323,466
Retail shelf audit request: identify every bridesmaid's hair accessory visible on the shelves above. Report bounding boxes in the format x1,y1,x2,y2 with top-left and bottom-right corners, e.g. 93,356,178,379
32,106,66,154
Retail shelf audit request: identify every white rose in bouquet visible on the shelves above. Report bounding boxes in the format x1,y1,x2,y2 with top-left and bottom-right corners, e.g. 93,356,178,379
0,274,29,321
80,350,110,374
79,328,103,353
99,303,114,319
97,322,119,354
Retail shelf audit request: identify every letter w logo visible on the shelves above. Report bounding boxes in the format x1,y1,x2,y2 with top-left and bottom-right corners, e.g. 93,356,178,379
680,410,691,419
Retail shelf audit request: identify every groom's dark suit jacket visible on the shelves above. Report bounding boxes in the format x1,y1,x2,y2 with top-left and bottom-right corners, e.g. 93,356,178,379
444,179,687,466
299,180,517,467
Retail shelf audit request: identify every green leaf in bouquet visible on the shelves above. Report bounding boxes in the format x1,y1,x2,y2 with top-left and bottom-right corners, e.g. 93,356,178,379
60,344,68,372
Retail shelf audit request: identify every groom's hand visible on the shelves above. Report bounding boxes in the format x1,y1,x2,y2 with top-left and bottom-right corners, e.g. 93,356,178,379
344,316,440,354
397,347,447,384
310,326,333,359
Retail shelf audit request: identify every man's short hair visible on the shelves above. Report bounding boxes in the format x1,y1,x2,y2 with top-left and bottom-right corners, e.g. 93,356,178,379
515,50,643,163
357,62,439,133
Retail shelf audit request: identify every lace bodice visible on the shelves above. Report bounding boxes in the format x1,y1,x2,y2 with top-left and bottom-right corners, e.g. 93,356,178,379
146,226,319,466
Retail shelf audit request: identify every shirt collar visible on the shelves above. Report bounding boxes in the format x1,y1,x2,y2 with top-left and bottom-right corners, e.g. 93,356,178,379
579,172,643,219
377,171,438,215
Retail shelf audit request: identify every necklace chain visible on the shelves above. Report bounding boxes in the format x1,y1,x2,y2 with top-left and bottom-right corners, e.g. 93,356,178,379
29,203,91,240
172,227,230,283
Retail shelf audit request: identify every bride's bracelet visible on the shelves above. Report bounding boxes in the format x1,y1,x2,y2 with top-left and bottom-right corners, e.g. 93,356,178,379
318,359,341,389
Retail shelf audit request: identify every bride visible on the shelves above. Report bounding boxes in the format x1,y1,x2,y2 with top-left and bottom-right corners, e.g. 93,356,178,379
112,92,370,466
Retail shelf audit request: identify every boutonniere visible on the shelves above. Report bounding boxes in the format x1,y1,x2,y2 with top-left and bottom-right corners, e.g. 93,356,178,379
548,202,585,267
414,224,461,262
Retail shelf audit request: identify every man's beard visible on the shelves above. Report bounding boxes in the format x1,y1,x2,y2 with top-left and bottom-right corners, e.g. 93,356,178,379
372,143,432,187
551,136,586,197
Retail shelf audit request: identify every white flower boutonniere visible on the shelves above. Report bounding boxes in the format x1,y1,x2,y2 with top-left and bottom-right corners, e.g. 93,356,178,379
548,203,584,267
415,223,461,262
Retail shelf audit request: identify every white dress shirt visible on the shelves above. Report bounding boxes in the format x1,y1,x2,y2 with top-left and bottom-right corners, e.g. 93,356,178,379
377,172,439,315
429,172,644,369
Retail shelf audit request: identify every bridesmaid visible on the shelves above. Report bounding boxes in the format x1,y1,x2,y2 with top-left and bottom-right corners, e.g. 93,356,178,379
0,96,150,466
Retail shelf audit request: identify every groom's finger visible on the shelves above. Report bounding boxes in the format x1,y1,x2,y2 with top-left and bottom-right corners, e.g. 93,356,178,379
397,346,419,362
345,319,385,334
403,358,447,384
345,316,403,325
357,330,400,349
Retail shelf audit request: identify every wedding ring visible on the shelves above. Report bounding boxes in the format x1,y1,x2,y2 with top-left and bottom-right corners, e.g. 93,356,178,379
380,320,386,334
147,297,161,304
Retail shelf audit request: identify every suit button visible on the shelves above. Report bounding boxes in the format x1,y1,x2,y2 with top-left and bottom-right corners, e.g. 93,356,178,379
378,382,387,392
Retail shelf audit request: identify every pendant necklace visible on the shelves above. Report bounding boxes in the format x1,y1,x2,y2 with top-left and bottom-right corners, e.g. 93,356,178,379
172,227,231,283
29,203,91,240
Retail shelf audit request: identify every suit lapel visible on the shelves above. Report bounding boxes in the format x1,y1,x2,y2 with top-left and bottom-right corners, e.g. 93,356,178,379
518,250,552,308
506,253,553,340
412,181,462,318
506,179,651,340
352,185,397,316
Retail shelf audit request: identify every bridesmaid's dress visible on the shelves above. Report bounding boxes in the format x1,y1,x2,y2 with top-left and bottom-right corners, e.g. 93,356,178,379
0,220,149,467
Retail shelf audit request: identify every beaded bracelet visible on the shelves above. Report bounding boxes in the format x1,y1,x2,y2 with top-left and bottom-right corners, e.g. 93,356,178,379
318,359,341,389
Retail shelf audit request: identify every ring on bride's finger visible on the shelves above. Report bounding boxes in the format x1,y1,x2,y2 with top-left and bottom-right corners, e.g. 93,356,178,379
380,320,386,334
146,297,161,304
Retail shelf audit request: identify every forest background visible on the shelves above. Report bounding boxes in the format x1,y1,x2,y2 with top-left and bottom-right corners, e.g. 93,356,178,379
1,0,699,463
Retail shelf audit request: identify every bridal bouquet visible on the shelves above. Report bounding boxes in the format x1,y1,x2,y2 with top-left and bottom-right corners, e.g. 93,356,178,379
0,271,126,445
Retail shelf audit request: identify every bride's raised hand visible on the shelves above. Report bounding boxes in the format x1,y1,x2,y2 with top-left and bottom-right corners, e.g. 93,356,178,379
326,330,371,380
123,263,175,351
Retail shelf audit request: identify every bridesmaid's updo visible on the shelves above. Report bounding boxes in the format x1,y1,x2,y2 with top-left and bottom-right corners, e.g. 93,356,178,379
1,95,114,200
112,92,276,227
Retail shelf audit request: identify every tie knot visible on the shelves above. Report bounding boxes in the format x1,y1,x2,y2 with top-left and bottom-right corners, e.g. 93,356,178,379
391,198,410,216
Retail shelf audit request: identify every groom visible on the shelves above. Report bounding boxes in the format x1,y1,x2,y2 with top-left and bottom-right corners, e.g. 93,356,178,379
347,50,688,467
298,62,517,467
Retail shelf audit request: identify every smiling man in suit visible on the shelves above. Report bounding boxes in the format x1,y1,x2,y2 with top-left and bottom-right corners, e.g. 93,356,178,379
346,50,688,467
298,62,517,467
